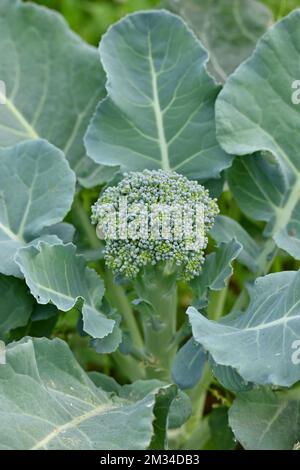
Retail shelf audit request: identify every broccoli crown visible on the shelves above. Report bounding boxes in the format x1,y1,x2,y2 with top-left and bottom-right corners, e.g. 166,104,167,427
91,169,219,281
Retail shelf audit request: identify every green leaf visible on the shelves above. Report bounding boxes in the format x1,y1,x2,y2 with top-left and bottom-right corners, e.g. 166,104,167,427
91,314,122,354
188,270,300,387
91,373,191,432
228,154,300,259
31,304,58,323
40,223,75,244
85,10,232,179
0,140,75,277
0,0,106,178
229,389,300,450
226,154,287,227
16,242,114,340
210,215,260,272
208,407,236,450
77,161,119,189
29,304,59,338
149,385,177,449
0,337,174,450
168,390,192,430
216,11,300,260
210,360,253,393
0,275,33,339
191,240,242,307
171,338,206,390
163,0,273,83
118,380,189,434
88,371,122,394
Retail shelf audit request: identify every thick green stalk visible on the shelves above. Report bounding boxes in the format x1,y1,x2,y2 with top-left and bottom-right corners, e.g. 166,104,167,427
183,364,212,438
103,270,144,351
72,194,101,250
207,285,228,321
134,263,178,381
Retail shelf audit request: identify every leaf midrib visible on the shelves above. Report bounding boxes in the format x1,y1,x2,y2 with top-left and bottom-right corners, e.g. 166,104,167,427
147,32,170,172
0,221,22,243
0,91,39,140
31,402,114,450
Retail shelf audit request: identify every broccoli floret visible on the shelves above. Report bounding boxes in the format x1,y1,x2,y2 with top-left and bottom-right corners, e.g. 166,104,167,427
92,169,218,281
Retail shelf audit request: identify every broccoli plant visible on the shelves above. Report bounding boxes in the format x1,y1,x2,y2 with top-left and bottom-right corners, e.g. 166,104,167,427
0,0,300,451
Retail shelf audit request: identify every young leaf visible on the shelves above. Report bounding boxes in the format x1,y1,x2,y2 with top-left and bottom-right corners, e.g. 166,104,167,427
16,242,115,340
210,215,260,272
163,0,273,83
229,389,300,450
171,338,206,390
190,239,242,307
0,337,174,450
0,140,75,277
0,0,106,177
85,10,232,179
216,10,300,260
188,270,300,387
0,275,33,339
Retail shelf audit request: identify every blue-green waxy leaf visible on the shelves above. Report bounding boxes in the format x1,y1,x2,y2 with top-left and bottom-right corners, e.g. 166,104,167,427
210,360,253,393
227,154,300,259
229,389,300,450
40,223,75,244
16,242,114,340
188,270,300,387
29,304,58,338
84,10,232,179
91,315,122,354
172,338,206,390
0,0,108,180
117,380,190,432
210,215,260,272
0,337,175,450
216,10,300,260
0,275,34,339
89,373,190,431
227,154,287,227
0,140,75,277
191,240,242,307
163,0,273,83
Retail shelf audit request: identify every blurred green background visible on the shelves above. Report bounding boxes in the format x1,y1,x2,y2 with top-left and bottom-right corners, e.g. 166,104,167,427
27,0,300,46
27,0,160,44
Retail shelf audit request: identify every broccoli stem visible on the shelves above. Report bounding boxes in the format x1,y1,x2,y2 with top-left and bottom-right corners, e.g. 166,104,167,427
103,270,144,351
134,262,178,381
